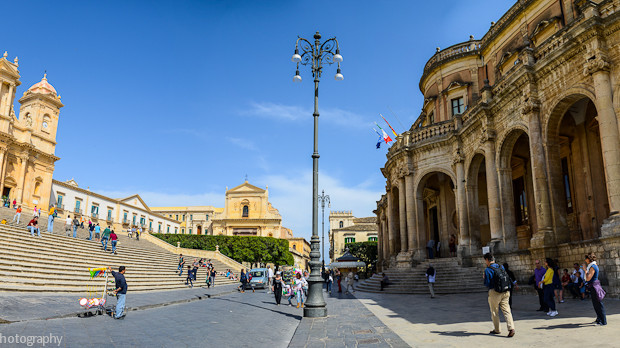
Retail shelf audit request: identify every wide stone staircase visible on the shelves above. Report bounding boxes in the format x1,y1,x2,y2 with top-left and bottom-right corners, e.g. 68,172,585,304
355,258,487,294
0,207,240,292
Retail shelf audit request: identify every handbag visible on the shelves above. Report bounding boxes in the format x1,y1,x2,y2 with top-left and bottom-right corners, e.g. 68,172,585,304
590,280,606,301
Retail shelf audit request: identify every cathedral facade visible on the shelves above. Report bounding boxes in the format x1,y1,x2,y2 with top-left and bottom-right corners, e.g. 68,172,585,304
376,0,620,295
0,52,62,215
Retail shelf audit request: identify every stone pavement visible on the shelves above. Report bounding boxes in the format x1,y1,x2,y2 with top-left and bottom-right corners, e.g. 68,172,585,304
0,283,240,322
0,288,300,347
354,289,619,347
288,287,409,348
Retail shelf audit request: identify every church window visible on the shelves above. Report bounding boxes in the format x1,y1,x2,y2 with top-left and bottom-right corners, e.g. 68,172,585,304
206,214,209,221
242,205,249,217
451,97,465,115
56,194,63,207
183,215,185,221
339,221,343,228
428,111,434,125
561,157,573,214
190,214,193,221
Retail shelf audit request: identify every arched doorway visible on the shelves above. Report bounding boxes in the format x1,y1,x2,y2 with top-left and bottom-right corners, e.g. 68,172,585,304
498,130,535,250
415,172,456,258
548,97,609,240
197,225,202,235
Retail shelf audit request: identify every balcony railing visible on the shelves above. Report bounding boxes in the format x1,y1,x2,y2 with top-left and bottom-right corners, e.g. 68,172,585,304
74,208,82,215
106,216,113,222
122,219,129,224
424,39,481,73
56,204,65,211
91,212,99,219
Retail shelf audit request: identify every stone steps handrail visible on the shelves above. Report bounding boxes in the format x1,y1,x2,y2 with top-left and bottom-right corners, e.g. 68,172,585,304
141,232,243,272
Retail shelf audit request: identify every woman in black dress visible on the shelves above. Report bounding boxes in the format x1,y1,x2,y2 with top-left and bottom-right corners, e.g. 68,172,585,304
271,272,285,305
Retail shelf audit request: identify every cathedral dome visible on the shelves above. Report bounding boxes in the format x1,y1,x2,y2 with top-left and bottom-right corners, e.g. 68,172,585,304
27,74,57,96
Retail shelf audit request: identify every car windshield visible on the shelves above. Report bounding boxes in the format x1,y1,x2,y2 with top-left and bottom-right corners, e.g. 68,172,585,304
251,271,264,277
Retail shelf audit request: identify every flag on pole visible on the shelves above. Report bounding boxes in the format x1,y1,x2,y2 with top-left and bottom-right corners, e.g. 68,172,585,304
380,114,398,137
375,122,392,143
373,128,383,149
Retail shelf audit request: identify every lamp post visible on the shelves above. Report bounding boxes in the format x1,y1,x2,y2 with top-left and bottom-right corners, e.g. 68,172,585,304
292,31,343,318
318,190,330,269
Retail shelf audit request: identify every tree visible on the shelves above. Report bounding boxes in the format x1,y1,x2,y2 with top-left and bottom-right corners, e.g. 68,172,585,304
345,241,378,275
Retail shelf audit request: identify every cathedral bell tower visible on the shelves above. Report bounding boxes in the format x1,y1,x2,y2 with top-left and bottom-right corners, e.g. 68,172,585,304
18,74,63,155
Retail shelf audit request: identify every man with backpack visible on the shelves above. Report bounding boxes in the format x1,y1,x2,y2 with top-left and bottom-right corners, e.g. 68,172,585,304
483,253,515,338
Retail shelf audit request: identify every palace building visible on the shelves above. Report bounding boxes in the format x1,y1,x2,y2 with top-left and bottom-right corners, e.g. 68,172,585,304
376,0,620,295
0,53,62,215
329,211,378,260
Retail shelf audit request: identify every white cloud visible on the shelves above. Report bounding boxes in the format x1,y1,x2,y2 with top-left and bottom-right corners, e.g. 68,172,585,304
95,189,225,208
243,102,372,129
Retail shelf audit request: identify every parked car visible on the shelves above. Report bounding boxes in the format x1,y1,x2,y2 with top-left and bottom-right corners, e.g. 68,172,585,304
249,268,269,289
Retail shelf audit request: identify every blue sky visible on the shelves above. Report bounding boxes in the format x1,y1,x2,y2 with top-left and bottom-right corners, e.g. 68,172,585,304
4,1,513,259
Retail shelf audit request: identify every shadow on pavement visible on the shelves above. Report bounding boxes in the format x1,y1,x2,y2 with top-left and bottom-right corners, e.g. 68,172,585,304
430,330,496,337
213,297,302,320
533,322,594,330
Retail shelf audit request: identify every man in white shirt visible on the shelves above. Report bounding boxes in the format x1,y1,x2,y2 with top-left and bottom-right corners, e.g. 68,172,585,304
426,264,436,298
65,215,72,236
267,266,274,294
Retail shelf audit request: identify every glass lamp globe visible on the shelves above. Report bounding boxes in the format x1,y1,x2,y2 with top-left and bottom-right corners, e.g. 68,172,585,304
293,74,302,83
334,68,344,81
292,54,302,63
334,54,343,63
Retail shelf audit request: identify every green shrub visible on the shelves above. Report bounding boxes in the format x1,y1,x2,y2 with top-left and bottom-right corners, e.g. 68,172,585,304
152,234,294,266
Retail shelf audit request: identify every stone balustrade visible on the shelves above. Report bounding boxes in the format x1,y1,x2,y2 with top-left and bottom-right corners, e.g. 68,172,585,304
423,40,481,73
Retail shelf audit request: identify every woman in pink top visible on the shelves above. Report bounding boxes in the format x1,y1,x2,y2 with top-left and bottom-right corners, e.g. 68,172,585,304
110,230,118,255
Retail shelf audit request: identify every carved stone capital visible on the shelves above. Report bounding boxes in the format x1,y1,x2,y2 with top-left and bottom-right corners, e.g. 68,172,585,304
583,54,610,76
452,151,465,165
395,159,414,179
521,97,541,115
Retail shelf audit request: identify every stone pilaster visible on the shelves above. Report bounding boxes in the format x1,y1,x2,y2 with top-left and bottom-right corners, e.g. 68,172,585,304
386,190,396,256
405,174,418,255
15,154,28,205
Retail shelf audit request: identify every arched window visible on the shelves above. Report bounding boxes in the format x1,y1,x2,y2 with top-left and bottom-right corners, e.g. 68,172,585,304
339,221,343,228
242,205,249,217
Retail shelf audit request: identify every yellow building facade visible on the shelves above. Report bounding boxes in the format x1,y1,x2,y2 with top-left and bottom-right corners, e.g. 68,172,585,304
329,211,377,260
288,237,311,270
0,52,62,215
150,206,222,235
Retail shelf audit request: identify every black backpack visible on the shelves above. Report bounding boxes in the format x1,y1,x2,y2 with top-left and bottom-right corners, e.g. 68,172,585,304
490,265,511,293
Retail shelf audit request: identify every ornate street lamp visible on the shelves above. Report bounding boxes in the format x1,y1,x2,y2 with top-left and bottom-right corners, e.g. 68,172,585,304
318,190,331,269
292,31,343,318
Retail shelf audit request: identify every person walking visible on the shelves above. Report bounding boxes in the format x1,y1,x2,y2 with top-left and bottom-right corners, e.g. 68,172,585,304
503,263,518,308
209,269,216,288
12,199,16,208
108,266,127,320
27,216,40,237
272,271,285,305
12,205,22,225
65,215,72,236
539,258,558,317
336,268,342,293
185,266,193,287
101,226,111,251
87,222,95,240
72,215,80,238
178,254,185,276
426,264,436,299
426,239,435,259
345,271,354,294
327,271,333,292
552,260,564,303
110,230,118,255
267,266,274,294
534,260,548,312
483,253,515,337
293,273,304,308
94,223,101,242
583,253,607,325
191,259,199,281
239,269,248,293
46,205,55,232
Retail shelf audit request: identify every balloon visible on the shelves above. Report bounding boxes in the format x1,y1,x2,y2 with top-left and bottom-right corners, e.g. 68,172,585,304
79,298,88,306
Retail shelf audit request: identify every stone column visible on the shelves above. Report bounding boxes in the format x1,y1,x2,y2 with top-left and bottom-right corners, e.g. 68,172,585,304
455,158,470,256
415,192,426,261
405,174,417,253
15,155,28,205
524,102,555,247
386,190,395,256
376,217,383,271
398,177,408,253
381,216,389,262
0,149,6,192
585,59,620,216
498,167,518,251
484,139,503,249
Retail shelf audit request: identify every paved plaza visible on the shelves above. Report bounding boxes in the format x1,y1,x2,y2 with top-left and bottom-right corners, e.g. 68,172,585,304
354,289,619,347
0,284,617,347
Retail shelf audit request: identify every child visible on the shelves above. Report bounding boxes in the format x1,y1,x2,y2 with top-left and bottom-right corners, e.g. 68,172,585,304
576,271,586,300
185,265,193,288
284,284,294,306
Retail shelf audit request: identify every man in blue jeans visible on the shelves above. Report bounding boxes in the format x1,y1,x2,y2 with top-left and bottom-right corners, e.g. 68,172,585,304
108,266,127,319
